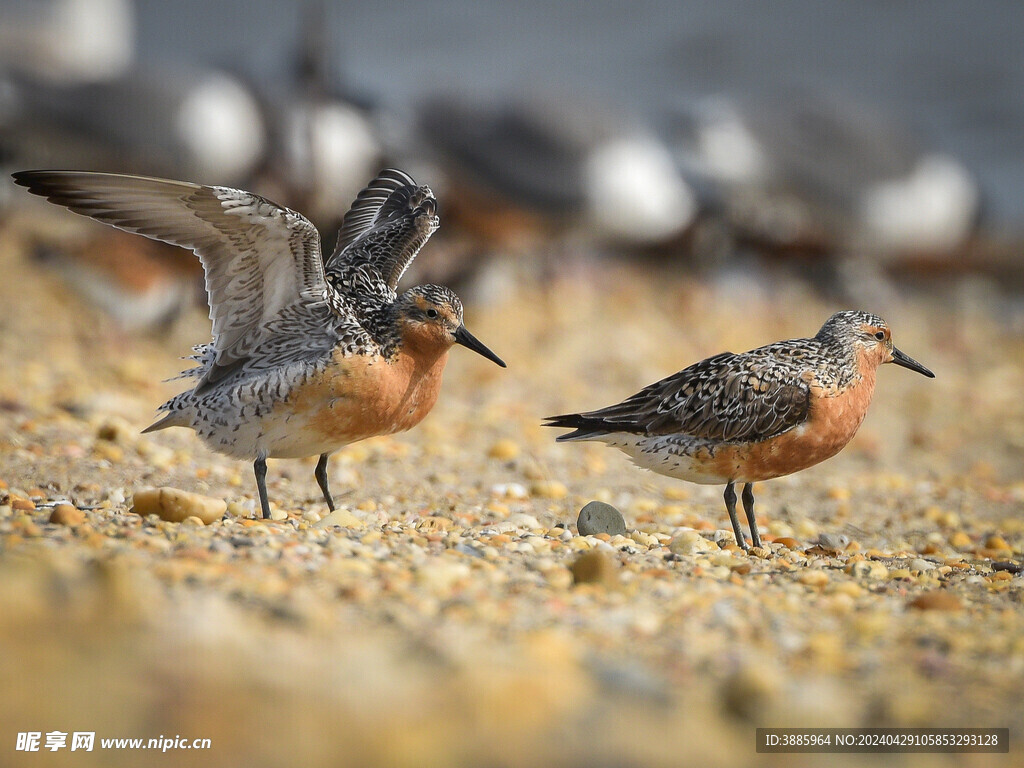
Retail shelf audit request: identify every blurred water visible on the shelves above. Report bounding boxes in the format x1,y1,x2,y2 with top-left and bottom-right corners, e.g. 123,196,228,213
134,0,1024,228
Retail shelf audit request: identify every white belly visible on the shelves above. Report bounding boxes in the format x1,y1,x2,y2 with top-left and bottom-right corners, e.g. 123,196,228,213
597,433,730,485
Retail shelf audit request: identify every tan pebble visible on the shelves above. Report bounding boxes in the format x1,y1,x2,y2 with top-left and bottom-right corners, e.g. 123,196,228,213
570,550,617,586
629,531,659,548
487,439,520,461
795,520,818,538
11,497,35,511
976,548,1008,559
731,562,752,575
830,581,864,598
301,510,321,523
846,560,889,580
486,501,510,516
49,504,84,526
509,512,542,529
269,508,288,521
181,515,205,526
889,568,912,580
827,593,856,614
668,530,706,555
989,571,1013,582
530,481,568,500
985,535,1011,551
774,537,801,550
569,538,592,551
909,591,962,611
711,553,742,569
14,515,41,536
663,486,690,501
948,531,972,550
93,441,124,463
417,516,454,532
314,509,365,529
356,500,377,512
799,570,830,588
748,546,772,559
544,567,574,589
528,537,553,553
131,487,226,524
416,561,470,594
722,664,780,720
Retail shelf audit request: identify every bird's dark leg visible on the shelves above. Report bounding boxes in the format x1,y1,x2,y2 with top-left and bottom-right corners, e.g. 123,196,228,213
724,481,747,549
315,452,336,511
741,482,762,549
254,457,270,520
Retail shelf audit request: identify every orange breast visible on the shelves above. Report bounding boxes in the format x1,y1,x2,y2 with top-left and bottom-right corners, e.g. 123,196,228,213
705,364,878,482
284,346,450,445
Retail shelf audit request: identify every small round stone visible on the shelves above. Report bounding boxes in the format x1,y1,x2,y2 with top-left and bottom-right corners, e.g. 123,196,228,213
314,509,364,529
799,570,830,588
817,533,850,551
948,531,973,550
577,501,626,537
985,534,1011,551
131,487,227,525
486,439,520,461
49,504,85,526
569,550,617,586
909,591,962,611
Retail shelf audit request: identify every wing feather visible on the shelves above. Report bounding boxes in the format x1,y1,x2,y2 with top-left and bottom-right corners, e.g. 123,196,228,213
325,168,439,296
546,349,811,443
12,170,346,386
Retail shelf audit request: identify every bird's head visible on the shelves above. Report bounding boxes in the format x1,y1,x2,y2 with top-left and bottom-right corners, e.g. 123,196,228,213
393,285,506,367
819,310,934,377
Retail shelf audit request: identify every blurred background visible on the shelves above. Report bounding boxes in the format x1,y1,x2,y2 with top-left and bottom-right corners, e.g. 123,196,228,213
2,0,1023,317
2,2,1024,767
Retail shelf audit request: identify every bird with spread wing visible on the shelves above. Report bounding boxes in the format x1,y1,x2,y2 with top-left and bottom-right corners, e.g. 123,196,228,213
14,168,506,519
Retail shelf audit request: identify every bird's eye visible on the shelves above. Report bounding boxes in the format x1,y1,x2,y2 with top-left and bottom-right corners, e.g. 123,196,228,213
426,308,439,319
874,331,885,340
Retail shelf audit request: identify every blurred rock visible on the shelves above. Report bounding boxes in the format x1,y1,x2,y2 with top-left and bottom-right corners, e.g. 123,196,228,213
132,487,226,525
577,501,627,537
419,93,696,248
7,67,266,184
661,93,980,261
0,0,134,85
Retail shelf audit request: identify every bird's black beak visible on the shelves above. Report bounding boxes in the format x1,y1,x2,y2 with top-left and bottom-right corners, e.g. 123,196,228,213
453,325,506,367
890,346,934,378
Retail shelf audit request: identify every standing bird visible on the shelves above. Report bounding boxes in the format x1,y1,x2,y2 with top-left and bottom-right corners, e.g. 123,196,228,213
13,168,506,519
544,311,933,549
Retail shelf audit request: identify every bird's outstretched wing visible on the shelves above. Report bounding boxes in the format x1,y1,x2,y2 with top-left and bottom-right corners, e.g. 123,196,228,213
325,168,439,298
12,170,356,388
546,349,811,443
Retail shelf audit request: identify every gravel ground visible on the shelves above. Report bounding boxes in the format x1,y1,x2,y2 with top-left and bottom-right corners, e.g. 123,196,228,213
2,218,1023,767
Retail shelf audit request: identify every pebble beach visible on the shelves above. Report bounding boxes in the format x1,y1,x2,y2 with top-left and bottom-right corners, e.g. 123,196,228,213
2,215,1023,767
